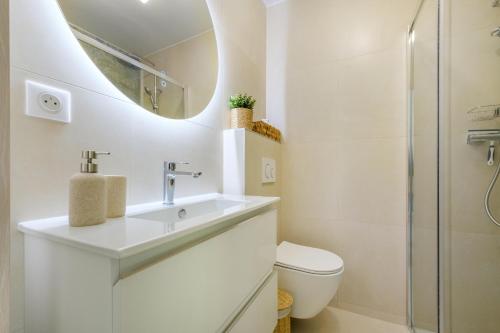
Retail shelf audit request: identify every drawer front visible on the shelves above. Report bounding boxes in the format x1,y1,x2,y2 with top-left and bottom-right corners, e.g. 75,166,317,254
113,209,277,333
227,271,278,333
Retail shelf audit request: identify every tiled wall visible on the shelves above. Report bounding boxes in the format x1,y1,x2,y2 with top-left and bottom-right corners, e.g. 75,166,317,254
444,0,500,332
267,0,418,324
80,40,142,104
9,0,266,331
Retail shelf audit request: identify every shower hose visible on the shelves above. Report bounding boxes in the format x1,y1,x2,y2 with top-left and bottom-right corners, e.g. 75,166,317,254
484,160,500,227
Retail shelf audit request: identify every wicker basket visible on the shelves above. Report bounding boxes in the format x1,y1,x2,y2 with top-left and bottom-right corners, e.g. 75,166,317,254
252,121,282,143
230,108,253,130
274,289,293,333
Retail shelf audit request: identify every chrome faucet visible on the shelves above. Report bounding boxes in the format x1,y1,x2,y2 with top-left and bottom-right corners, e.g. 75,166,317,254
163,161,202,205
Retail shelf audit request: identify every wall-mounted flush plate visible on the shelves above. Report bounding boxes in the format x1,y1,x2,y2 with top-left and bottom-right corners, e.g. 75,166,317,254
262,157,276,183
26,80,71,123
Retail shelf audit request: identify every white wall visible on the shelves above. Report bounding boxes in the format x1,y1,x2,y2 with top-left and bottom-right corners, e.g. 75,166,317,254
267,0,418,324
9,0,267,331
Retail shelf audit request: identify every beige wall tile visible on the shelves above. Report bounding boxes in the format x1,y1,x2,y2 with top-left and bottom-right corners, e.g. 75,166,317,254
220,0,267,121
267,0,419,323
448,231,500,333
336,48,407,139
337,138,407,226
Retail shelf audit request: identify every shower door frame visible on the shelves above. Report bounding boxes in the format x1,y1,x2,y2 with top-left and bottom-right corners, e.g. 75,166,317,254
0,0,10,330
406,0,445,332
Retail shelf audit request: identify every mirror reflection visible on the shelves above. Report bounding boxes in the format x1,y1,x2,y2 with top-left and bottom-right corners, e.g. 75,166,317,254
58,0,218,119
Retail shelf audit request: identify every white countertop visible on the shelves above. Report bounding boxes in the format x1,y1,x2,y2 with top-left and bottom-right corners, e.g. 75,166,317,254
17,193,279,259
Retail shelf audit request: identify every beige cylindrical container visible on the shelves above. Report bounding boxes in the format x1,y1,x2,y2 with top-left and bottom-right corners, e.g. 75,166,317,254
105,175,127,218
69,173,107,227
230,108,253,130
69,150,110,227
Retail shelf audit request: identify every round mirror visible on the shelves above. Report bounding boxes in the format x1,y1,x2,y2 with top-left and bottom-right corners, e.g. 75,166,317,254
57,0,218,119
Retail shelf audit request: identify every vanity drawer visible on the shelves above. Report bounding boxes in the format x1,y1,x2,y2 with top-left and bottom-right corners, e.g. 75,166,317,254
112,209,277,333
227,271,277,333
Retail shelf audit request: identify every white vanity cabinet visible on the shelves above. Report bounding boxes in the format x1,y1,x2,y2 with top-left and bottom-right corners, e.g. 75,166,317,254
20,195,279,333
113,210,277,333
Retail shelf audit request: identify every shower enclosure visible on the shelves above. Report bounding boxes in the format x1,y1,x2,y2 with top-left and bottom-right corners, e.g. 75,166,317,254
408,1,500,332
72,26,187,118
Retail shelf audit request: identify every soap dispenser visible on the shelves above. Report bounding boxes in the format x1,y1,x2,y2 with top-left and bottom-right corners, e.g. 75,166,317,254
69,150,110,227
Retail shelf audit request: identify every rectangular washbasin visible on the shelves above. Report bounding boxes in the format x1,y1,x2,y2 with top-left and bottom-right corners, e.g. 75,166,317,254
130,199,246,224
17,194,280,258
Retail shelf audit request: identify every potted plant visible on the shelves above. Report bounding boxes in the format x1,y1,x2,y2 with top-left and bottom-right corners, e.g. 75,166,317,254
229,93,256,130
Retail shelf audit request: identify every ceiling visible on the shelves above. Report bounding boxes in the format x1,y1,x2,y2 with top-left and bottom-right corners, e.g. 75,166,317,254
58,0,214,57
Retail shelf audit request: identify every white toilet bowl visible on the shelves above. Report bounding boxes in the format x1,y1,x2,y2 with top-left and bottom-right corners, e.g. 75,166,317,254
275,241,344,319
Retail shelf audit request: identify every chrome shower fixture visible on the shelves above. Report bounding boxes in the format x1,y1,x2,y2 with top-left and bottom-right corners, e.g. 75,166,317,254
466,129,500,144
467,129,500,227
467,130,500,165
491,26,500,37
144,74,163,114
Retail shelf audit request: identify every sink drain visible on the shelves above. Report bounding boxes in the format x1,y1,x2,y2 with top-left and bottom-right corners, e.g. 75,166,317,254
178,209,187,219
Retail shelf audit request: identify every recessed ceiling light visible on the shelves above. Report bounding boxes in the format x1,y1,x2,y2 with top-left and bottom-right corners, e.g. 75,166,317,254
139,0,150,3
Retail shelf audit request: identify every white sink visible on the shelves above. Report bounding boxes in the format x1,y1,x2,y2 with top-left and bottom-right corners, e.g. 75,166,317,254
17,193,280,258
130,199,245,224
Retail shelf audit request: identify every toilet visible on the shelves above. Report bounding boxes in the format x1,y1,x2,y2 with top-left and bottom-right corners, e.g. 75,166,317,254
275,241,344,319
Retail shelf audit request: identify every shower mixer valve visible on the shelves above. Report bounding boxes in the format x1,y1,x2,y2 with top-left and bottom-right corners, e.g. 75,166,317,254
466,129,500,228
466,130,500,165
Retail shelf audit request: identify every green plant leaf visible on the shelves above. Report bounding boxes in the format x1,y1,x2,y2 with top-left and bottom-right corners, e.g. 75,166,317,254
229,93,256,110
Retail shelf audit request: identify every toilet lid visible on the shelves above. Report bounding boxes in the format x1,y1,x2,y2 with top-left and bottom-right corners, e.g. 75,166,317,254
276,241,344,275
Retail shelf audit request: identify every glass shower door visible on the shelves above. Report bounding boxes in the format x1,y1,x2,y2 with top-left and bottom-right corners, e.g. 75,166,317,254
408,0,439,332
444,1,500,332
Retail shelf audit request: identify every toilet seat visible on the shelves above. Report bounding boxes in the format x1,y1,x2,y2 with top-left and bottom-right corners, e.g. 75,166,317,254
276,241,344,275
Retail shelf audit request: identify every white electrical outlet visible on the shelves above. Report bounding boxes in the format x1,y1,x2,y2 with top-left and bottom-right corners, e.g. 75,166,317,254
26,80,71,123
38,93,62,113
262,157,276,183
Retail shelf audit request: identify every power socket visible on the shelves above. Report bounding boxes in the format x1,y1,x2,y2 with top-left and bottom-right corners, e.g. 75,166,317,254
38,93,62,113
26,80,71,123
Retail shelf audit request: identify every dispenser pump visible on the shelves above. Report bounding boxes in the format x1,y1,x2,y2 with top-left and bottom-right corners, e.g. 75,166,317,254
80,150,111,173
